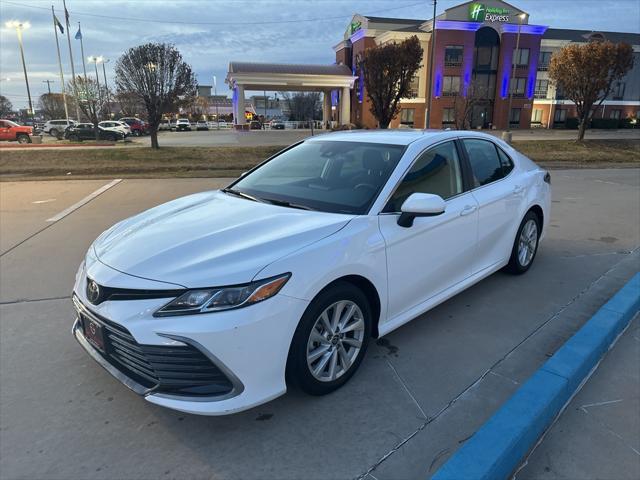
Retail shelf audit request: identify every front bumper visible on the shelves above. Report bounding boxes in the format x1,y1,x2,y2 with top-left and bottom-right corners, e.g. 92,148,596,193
73,260,309,415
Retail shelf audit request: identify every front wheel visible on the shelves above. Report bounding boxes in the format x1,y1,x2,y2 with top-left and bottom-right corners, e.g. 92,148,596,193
287,282,371,395
505,211,540,274
17,134,31,144
49,128,58,137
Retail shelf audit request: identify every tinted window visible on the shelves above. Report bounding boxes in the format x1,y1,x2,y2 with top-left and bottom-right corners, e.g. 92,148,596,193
463,139,505,187
385,141,463,212
497,147,514,177
233,141,406,215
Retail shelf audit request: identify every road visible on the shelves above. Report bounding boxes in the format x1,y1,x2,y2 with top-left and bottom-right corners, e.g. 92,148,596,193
1,169,639,479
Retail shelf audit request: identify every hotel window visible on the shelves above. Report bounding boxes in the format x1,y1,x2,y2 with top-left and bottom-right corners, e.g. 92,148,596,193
610,109,621,120
443,108,455,125
512,48,530,67
612,82,625,100
509,108,521,127
554,109,567,123
442,76,461,96
509,78,526,97
400,108,415,126
408,75,420,98
472,73,496,100
445,46,464,66
534,79,548,98
538,51,552,70
531,109,543,124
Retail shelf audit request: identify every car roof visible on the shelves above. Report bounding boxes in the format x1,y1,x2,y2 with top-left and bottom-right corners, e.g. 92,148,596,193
305,129,504,146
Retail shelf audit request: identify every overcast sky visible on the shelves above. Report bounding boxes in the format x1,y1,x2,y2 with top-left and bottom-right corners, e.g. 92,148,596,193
1,0,639,109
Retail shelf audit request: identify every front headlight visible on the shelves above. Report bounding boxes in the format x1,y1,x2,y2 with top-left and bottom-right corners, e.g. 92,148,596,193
154,273,291,317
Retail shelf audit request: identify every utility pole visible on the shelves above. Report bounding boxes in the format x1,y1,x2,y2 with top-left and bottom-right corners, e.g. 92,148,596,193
425,0,437,129
5,22,33,116
213,75,219,129
42,80,54,94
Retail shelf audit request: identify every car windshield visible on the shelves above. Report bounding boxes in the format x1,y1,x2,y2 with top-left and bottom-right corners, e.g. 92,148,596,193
3,120,19,127
230,140,406,215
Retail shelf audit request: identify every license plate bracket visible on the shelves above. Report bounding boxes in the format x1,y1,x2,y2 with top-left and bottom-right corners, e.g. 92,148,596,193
82,315,106,353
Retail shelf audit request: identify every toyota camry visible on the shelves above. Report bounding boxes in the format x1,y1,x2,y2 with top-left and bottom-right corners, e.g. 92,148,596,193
72,130,551,415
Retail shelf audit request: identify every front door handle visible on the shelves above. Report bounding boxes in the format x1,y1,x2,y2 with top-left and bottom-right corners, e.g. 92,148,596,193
460,204,477,216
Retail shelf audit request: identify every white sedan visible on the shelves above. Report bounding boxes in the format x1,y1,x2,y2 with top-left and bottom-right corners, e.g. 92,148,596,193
72,130,551,415
98,121,131,136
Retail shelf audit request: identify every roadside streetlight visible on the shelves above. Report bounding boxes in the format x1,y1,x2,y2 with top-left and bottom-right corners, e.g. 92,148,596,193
506,13,527,137
5,21,33,115
213,75,219,129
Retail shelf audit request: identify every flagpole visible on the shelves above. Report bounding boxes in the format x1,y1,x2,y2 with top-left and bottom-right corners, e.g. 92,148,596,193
77,22,88,84
62,0,81,120
52,6,69,123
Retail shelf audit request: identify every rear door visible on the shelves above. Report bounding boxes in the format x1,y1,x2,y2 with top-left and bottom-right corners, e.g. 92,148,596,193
460,138,520,274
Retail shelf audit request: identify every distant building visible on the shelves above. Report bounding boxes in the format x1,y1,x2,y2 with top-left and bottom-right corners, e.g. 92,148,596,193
334,0,640,129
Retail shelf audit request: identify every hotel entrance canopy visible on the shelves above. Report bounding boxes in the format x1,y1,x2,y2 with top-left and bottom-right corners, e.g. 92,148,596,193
225,61,357,126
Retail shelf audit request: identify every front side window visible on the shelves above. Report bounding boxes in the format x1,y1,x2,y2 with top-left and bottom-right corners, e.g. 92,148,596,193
385,141,463,212
232,141,406,215
462,139,506,187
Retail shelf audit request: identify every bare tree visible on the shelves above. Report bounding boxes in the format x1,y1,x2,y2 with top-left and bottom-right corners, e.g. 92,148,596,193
113,91,145,118
360,36,423,128
548,40,633,140
452,81,488,130
38,93,76,120
115,43,197,148
0,95,13,117
70,76,106,139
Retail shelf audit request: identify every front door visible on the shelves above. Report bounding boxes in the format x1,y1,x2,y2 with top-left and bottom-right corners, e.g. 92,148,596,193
378,140,479,321
0,121,11,141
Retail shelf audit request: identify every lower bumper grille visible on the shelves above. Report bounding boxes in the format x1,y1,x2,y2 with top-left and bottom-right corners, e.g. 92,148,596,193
73,296,234,397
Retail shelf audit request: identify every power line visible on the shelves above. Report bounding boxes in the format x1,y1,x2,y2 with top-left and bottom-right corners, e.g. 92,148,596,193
1,0,427,26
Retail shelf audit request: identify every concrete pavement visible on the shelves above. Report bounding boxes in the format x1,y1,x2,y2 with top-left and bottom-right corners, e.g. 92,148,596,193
0,169,639,479
517,314,640,480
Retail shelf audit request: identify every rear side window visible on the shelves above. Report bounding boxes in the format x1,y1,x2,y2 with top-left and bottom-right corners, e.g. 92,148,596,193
385,140,464,212
462,139,508,187
496,147,514,176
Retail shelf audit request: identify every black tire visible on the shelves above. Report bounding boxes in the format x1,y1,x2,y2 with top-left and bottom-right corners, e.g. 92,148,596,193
505,210,541,274
69,134,80,142
134,130,141,137
17,134,31,144
286,281,372,396
49,128,58,137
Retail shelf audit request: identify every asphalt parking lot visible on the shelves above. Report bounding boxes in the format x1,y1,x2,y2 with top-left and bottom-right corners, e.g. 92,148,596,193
1,169,639,479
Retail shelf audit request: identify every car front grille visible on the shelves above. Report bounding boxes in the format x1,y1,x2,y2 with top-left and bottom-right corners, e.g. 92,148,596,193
73,296,235,397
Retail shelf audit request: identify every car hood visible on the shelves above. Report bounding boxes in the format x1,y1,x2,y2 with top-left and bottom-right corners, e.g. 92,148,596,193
93,190,352,288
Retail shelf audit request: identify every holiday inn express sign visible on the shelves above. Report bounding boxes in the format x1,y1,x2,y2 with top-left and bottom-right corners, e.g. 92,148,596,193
469,2,511,22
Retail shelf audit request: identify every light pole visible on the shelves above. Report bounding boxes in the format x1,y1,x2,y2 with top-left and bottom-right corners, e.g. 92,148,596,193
213,75,219,129
506,13,526,138
101,58,110,113
425,0,437,129
88,56,103,120
5,21,33,116
43,80,54,94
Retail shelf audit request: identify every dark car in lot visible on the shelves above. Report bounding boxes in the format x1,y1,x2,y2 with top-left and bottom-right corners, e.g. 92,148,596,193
271,120,285,130
64,123,125,142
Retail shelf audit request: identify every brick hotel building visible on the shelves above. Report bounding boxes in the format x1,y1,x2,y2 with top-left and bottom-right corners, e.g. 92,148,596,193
333,0,640,129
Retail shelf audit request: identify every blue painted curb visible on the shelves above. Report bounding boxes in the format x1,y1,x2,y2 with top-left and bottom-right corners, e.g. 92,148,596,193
432,272,640,480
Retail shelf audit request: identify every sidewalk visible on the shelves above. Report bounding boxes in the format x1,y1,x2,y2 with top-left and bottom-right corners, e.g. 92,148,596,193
517,314,640,480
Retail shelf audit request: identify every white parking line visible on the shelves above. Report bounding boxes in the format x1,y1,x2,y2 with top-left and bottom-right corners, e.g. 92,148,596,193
46,179,122,222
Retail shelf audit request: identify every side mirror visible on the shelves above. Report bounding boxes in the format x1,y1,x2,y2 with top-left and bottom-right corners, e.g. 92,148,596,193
398,193,445,227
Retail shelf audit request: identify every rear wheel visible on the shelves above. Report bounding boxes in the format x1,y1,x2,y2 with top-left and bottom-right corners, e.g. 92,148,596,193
49,128,58,137
68,134,80,142
287,282,371,395
505,210,540,274
16,134,31,144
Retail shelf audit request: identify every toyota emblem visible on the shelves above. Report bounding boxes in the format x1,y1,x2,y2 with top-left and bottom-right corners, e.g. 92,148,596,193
86,280,101,304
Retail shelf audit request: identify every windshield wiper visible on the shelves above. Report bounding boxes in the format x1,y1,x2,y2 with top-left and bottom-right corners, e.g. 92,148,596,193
260,197,316,211
221,188,262,203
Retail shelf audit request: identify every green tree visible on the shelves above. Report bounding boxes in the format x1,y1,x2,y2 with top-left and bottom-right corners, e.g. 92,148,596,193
548,40,634,140
115,43,197,148
360,36,423,129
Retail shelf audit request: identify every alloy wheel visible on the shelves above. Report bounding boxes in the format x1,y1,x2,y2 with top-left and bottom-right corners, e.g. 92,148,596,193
518,219,538,267
306,300,365,382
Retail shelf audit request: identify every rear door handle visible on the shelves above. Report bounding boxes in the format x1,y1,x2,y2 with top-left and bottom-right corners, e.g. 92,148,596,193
460,204,477,216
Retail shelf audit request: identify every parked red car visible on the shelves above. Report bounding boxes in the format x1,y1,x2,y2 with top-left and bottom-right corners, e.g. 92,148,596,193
0,119,34,143
118,117,148,136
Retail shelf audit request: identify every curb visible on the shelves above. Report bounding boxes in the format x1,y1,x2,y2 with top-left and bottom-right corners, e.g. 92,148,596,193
432,272,640,480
